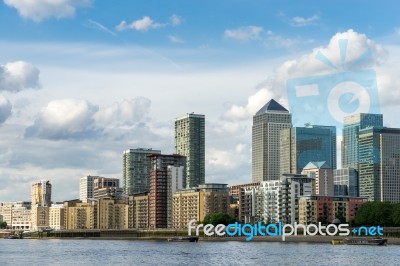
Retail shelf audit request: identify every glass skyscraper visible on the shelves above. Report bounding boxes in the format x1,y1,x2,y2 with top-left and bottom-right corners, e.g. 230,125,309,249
280,125,336,175
342,113,383,170
175,113,205,188
359,127,400,202
252,99,291,182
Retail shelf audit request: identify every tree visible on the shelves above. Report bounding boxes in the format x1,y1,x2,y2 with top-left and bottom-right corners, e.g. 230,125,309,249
391,203,400,226
335,212,346,223
203,213,236,225
0,221,7,229
355,201,399,226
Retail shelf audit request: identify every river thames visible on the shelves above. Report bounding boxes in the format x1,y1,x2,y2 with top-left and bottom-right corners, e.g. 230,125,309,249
0,239,398,265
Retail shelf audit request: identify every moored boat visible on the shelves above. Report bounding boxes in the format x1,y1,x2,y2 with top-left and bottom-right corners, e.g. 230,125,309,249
343,237,387,245
167,236,199,242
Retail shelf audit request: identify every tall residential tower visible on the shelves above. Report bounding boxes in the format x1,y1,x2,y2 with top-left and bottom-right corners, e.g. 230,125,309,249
252,99,291,182
123,148,161,195
175,113,205,188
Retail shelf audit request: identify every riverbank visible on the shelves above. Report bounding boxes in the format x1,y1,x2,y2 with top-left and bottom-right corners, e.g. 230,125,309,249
11,235,400,245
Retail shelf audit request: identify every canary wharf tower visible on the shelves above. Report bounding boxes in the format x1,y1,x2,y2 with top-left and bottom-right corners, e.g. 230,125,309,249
252,99,291,182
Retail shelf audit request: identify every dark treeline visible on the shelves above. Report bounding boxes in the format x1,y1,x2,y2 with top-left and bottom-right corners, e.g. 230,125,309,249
353,202,400,226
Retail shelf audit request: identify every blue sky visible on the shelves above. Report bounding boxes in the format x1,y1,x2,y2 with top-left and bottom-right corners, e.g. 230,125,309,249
0,0,400,201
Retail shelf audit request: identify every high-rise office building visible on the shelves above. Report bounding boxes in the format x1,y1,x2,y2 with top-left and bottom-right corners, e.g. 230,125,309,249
342,113,383,170
252,99,291,182
123,148,161,195
280,125,336,174
148,154,186,228
359,127,400,202
175,113,205,188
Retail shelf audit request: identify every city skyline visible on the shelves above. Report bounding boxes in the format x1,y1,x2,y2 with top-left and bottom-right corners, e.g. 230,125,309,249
1,1,400,202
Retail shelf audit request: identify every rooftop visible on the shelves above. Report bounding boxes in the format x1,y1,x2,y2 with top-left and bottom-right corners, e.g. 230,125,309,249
256,99,288,115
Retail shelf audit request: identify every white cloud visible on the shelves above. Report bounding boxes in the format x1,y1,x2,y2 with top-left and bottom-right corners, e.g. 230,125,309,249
3,0,91,22
116,16,164,32
224,26,263,41
0,95,12,123
169,14,182,26
224,29,388,124
168,35,184,44
25,99,100,139
290,15,319,27
0,61,40,92
207,143,249,169
224,87,281,121
94,97,151,127
25,97,153,140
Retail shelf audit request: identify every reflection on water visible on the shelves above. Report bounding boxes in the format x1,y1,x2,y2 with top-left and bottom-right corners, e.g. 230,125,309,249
0,239,398,266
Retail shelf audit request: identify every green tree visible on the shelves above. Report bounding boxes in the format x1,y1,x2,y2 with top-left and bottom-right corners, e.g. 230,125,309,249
335,212,346,223
355,201,397,226
0,221,7,229
391,203,400,226
203,213,236,225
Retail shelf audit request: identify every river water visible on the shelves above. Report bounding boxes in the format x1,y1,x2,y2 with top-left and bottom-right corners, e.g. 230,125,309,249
0,239,398,265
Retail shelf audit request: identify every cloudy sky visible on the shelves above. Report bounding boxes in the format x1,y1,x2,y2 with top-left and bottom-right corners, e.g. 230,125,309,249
0,0,400,202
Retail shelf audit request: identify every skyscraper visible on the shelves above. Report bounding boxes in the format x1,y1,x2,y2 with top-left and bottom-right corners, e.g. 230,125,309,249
31,180,52,207
252,99,291,182
175,113,205,188
359,127,400,202
31,180,52,230
148,154,186,228
123,148,161,195
280,125,336,174
342,113,383,170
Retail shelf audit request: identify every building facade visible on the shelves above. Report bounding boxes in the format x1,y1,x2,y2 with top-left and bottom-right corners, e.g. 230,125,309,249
128,193,149,229
299,196,367,224
49,204,65,230
148,154,186,228
64,200,94,230
95,198,128,229
252,99,291,182
359,127,400,202
280,125,336,175
302,161,334,196
259,174,314,225
172,184,229,228
175,113,205,188
79,175,98,203
123,148,161,195
93,177,123,200
31,180,52,230
333,168,359,197
342,113,383,170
